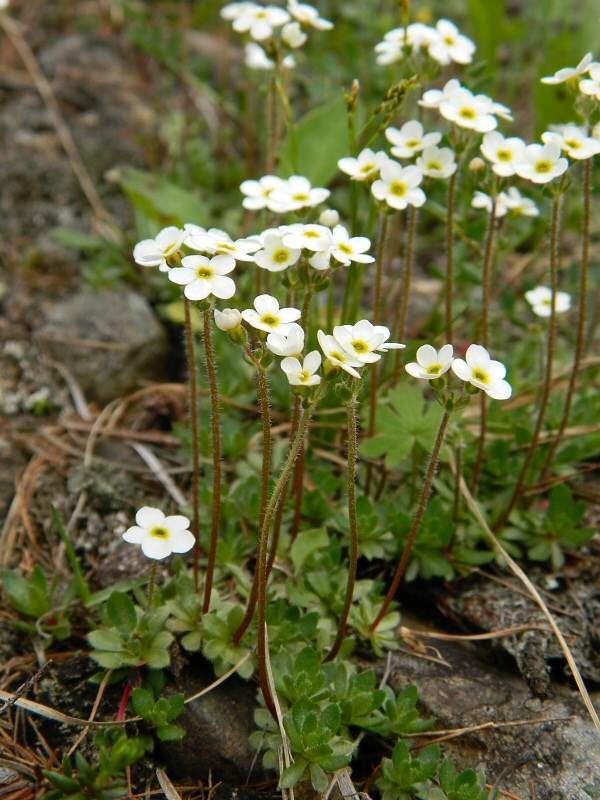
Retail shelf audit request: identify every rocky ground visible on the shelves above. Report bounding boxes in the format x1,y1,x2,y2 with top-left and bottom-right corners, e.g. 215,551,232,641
0,2,599,799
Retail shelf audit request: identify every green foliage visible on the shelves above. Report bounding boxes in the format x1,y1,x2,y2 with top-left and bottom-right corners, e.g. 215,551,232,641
131,686,186,742
42,729,148,800
359,384,444,469
88,591,173,669
376,740,441,800
1,565,72,642
115,166,208,228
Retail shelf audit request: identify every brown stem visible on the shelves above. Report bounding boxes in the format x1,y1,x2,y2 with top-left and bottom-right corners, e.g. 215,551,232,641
369,410,451,632
393,205,418,384
184,298,202,588
446,171,458,342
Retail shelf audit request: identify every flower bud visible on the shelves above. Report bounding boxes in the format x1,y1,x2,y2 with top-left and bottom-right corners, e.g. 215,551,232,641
319,208,340,227
214,308,242,331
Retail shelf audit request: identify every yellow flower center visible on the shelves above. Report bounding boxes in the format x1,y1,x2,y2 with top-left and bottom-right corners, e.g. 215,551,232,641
565,139,581,149
351,340,369,353
426,364,442,375
459,107,477,120
497,149,512,161
151,526,169,539
390,181,407,197
293,193,310,202
273,249,290,263
299,370,311,383
472,368,489,384
305,230,321,239
427,161,442,171
220,242,236,251
535,160,552,173
360,162,376,173
196,267,215,279
406,139,422,148
339,243,353,254
444,36,456,45
261,314,279,327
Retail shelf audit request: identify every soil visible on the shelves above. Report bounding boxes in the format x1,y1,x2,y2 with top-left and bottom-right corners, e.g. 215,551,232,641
0,3,599,800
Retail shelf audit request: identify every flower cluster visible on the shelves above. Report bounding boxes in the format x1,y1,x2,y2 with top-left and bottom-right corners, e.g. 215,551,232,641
221,0,332,71
240,174,330,212
405,344,512,400
524,286,572,317
374,19,475,67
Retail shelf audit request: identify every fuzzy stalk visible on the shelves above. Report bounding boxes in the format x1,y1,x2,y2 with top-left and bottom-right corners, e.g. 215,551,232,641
258,397,320,717
147,562,159,612
324,384,360,662
369,409,451,633
184,297,202,587
393,205,418,384
202,308,223,614
494,191,563,531
445,171,458,342
542,158,592,472
233,350,272,645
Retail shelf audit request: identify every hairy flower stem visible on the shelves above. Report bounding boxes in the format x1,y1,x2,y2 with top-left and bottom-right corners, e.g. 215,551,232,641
202,309,223,614
393,205,418,384
183,298,201,588
470,201,496,495
494,192,563,531
232,350,272,645
325,385,360,662
445,171,458,342
542,159,592,473
147,562,158,612
258,397,320,718
366,213,391,493
369,410,451,633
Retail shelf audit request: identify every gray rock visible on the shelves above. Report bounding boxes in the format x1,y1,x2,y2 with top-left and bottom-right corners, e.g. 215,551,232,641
38,290,170,403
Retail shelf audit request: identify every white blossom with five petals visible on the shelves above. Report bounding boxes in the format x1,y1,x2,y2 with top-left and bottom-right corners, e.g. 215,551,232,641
168,254,236,301
241,294,301,334
122,507,195,560
405,344,454,380
451,345,511,399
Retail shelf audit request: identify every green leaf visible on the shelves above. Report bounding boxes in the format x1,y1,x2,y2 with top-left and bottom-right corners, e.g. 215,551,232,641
88,630,126,652
157,723,186,741
278,98,349,187
280,758,308,789
309,762,329,793
50,227,108,251
106,592,137,634
115,166,207,227
1,571,38,617
439,757,457,793
290,527,330,571
131,688,155,720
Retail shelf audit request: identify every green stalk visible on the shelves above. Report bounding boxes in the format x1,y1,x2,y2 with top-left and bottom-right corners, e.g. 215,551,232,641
324,383,360,662
470,199,497,495
183,298,202,588
147,562,159,612
233,349,272,645
369,409,451,632
445,171,458,342
542,159,592,472
258,396,320,718
393,205,418,384
495,190,563,530
202,308,223,614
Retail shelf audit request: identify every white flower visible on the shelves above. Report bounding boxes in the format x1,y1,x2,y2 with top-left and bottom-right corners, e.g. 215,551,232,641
281,21,307,48
281,223,332,251
187,227,261,261
240,175,288,209
266,322,305,356
579,63,600,99
122,507,195,560
439,86,498,132
427,19,476,66
371,162,426,210
281,351,322,386
329,225,375,265
287,0,333,30
416,144,457,179
338,148,389,181
471,191,508,217
419,78,462,110
308,251,331,271
515,141,569,184
168,254,236,301
500,187,539,217
221,2,258,20
374,23,435,64
244,42,275,69
524,286,572,317
184,223,207,237
133,226,187,272
541,52,593,84
268,175,330,212
232,4,291,41
317,330,363,378
541,125,600,160
214,307,243,331
332,320,405,364
385,120,442,159
254,232,301,271
319,208,340,227
241,294,301,333
405,344,454,380
480,131,527,176
451,344,511,400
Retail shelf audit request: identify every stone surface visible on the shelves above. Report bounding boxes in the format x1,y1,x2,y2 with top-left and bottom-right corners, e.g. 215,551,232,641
37,290,170,403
